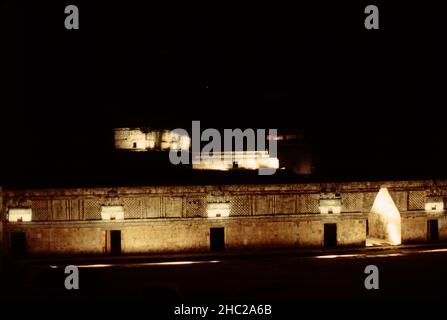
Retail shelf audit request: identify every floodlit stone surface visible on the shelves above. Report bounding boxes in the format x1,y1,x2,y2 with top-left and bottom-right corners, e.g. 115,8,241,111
369,188,401,245
1,180,446,255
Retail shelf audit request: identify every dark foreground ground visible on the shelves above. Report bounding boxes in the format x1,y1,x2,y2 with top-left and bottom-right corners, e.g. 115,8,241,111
1,245,446,317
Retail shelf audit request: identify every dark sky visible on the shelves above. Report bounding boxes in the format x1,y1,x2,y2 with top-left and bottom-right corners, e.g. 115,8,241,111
2,1,444,187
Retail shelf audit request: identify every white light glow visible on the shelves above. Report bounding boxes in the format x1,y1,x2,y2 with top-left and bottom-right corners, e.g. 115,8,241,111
138,260,220,266
101,206,124,220
425,197,444,212
192,151,279,171
370,188,401,245
77,264,113,268
319,199,342,214
49,260,221,269
8,208,32,222
417,248,447,254
373,253,405,257
315,254,367,259
207,203,230,218
114,128,147,151
314,253,407,259
114,128,191,152
315,255,339,259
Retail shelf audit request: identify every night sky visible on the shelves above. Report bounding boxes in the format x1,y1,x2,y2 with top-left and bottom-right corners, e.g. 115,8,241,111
2,1,444,187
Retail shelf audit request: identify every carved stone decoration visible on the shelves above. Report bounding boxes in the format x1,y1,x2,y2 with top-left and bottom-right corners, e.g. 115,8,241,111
102,189,123,207
319,191,342,215
7,196,32,209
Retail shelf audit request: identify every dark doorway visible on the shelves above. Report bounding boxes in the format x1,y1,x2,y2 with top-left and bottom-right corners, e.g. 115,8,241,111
324,223,337,248
428,220,439,242
210,227,225,252
110,230,122,255
10,232,27,258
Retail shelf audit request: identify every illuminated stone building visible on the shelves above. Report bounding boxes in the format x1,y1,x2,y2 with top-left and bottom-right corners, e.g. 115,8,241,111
1,180,447,257
114,128,191,152
113,127,310,173
191,151,279,171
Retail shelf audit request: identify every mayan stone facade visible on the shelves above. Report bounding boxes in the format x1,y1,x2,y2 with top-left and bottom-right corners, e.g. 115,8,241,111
1,180,446,256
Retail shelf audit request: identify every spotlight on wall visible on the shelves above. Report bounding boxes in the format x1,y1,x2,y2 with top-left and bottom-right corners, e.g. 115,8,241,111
370,187,401,245
425,196,444,213
319,192,342,215
101,206,125,220
8,208,32,222
207,202,230,218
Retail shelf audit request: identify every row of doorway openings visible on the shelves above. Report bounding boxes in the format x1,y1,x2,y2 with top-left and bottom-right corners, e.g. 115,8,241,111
8,228,226,256
8,230,124,258
8,220,441,257
107,229,227,254
106,225,417,252
211,225,339,248
101,227,337,252
105,229,227,255
210,226,339,250
5,225,352,256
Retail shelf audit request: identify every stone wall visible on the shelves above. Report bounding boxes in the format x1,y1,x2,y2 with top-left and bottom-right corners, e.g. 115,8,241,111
401,214,427,243
114,128,190,152
3,179,444,222
337,219,367,247
2,214,366,256
439,216,447,242
368,188,402,244
401,213,447,244
2,179,447,256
